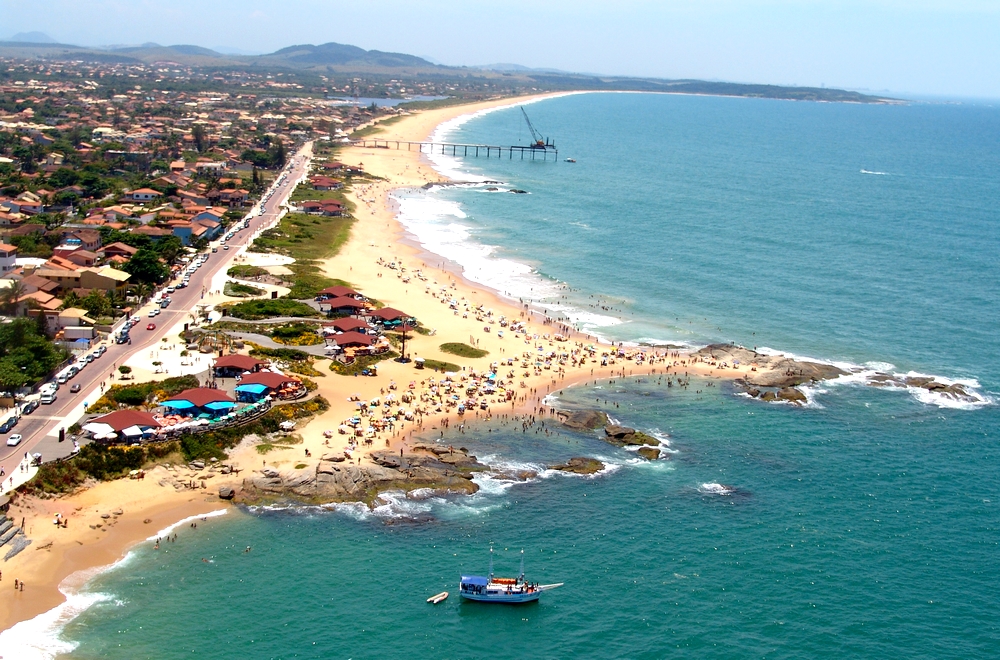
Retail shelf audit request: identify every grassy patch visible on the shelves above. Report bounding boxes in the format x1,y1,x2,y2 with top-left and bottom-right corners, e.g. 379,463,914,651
248,211,355,299
421,358,461,373
294,463,308,469
223,298,319,320
227,265,269,278
350,115,404,139
224,281,266,298
86,375,201,414
22,442,180,495
329,351,399,376
439,342,489,358
247,343,325,377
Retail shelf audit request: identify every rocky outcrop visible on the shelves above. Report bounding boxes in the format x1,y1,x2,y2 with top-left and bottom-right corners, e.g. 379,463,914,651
603,425,657,447
238,447,488,506
218,486,235,500
697,344,846,387
637,446,661,460
550,457,604,475
868,374,978,402
557,409,609,431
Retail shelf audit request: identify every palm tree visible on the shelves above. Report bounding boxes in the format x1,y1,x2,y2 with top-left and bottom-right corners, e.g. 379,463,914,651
1,279,27,316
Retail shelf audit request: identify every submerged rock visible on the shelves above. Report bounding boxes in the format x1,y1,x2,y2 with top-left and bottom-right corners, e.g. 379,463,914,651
550,457,604,475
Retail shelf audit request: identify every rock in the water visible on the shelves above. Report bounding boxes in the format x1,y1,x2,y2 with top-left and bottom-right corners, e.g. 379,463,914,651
637,446,661,460
550,457,604,475
558,410,609,431
239,448,488,507
603,425,658,446
776,387,807,404
698,343,846,387
218,486,235,500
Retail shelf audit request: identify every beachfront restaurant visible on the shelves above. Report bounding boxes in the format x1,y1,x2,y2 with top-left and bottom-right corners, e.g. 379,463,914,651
368,307,415,328
83,409,162,443
160,388,237,420
322,317,373,335
315,285,362,301
213,354,269,378
234,371,305,402
322,296,368,316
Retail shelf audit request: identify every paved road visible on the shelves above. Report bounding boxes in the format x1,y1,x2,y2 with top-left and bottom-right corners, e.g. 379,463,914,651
0,143,314,485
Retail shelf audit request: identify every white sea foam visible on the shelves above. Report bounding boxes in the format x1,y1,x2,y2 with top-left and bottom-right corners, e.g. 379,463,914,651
860,169,890,175
145,508,228,542
0,587,112,660
699,483,735,495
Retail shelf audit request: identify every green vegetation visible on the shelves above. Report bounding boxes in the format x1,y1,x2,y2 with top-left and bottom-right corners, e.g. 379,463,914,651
329,351,399,376
223,281,266,298
247,343,325,377
248,212,355,299
23,442,180,494
270,322,323,345
86,375,200,413
180,396,330,460
421,358,461,373
223,298,319,320
227,265,269,278
0,318,68,390
439,342,489,358
350,115,404,139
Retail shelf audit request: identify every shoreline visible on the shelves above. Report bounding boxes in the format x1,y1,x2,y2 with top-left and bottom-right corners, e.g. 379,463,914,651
0,91,934,644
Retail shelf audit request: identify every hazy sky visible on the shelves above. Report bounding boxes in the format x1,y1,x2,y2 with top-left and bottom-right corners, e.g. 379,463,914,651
3,0,999,98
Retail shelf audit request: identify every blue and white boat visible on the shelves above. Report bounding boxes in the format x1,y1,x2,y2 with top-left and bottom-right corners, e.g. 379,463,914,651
459,548,563,603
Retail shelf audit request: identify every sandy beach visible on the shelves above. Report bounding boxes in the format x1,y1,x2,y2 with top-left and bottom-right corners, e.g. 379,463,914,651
0,92,760,636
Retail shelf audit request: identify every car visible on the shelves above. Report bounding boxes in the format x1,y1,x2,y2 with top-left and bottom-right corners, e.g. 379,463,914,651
96,346,107,356
6,434,22,447
70,384,81,393
223,245,230,250
166,286,175,293
22,400,39,415
212,247,218,252
152,308,160,316
148,309,157,317
147,323,156,330
176,281,187,289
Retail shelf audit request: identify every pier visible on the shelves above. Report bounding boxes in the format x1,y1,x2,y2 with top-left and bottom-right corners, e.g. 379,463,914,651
351,139,558,161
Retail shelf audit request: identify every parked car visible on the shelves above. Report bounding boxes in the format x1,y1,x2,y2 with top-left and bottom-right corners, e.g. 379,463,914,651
22,400,39,415
6,434,22,447
147,323,156,330
70,384,81,393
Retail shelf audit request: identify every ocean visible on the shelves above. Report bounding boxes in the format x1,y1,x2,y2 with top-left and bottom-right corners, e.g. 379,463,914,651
12,92,1000,659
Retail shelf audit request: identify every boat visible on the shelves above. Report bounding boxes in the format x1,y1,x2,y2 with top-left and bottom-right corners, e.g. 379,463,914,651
564,158,576,163
427,591,449,604
459,548,563,603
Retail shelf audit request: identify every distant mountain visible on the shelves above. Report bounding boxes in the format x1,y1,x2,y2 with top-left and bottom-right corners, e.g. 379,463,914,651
7,31,57,44
478,63,577,75
261,42,435,69
214,46,264,56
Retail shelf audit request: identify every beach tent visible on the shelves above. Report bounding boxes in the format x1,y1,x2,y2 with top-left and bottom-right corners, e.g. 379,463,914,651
121,425,144,438
82,422,115,436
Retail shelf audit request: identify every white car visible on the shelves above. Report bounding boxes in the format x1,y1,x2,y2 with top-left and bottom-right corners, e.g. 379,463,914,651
148,309,157,317
6,434,22,446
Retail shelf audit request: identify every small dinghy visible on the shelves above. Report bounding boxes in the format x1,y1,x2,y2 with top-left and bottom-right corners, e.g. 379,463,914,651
427,591,449,604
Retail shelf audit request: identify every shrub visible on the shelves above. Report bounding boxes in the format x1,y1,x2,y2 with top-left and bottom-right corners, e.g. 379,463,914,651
439,342,489,358
223,298,319,320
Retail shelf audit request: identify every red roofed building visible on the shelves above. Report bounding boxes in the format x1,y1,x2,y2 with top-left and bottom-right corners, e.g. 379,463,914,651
214,354,269,377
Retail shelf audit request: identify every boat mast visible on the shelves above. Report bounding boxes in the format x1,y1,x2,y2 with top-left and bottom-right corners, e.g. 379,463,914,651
489,545,494,580
519,549,525,581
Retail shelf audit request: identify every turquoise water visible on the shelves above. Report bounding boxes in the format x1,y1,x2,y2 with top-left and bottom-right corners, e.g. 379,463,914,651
44,93,1000,658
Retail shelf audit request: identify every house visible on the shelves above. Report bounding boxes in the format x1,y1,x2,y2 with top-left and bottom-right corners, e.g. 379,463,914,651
316,285,361,300
324,296,367,315
56,307,95,329
64,249,98,268
177,190,210,206
80,266,130,295
100,242,139,260
368,307,414,326
127,188,162,203
160,388,237,418
86,409,161,442
33,267,82,291
310,176,343,191
321,161,344,171
213,354,269,378
52,228,101,251
20,273,60,296
234,372,305,402
207,188,249,207
322,317,372,334
330,331,375,348
131,225,173,241
301,200,344,217
0,243,16,273
16,290,63,316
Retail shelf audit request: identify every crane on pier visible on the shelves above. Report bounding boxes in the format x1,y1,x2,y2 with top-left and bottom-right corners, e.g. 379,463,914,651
521,107,555,150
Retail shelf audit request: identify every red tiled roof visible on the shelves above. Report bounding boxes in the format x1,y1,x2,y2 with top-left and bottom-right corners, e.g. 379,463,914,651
92,409,161,431
318,285,359,298
164,388,235,407
239,372,300,389
332,331,374,347
214,354,268,370
328,317,369,332
369,307,410,321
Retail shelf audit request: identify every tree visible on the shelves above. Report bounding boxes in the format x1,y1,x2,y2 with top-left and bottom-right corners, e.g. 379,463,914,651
122,247,169,284
80,290,112,318
192,124,207,153
0,279,26,315
118,365,132,379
